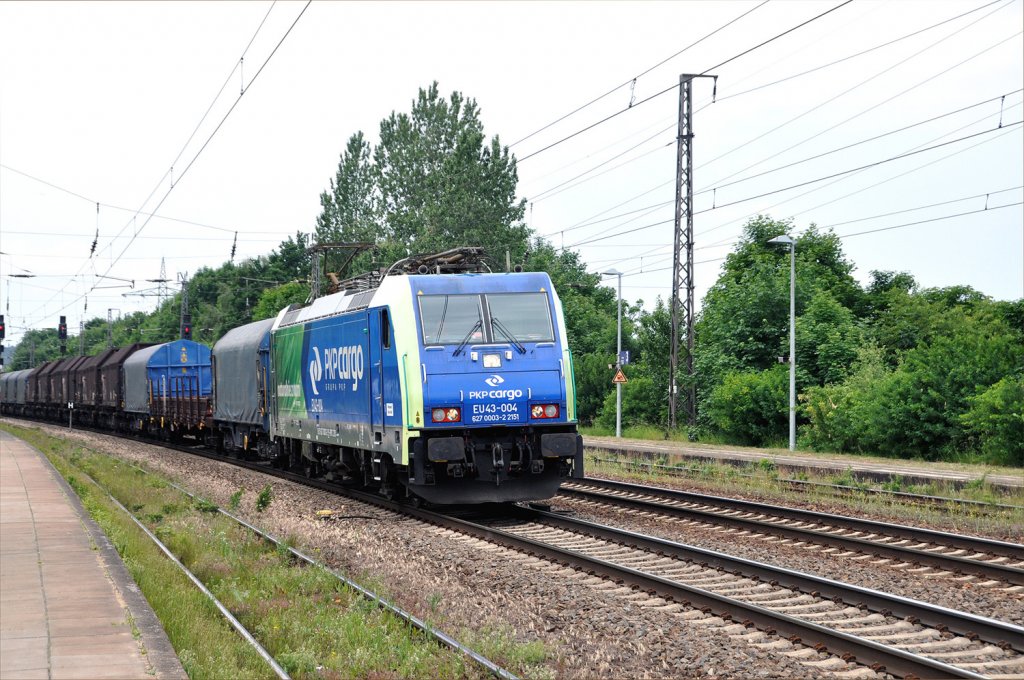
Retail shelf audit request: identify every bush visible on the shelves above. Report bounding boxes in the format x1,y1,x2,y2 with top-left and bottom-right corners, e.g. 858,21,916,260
595,374,666,431
960,375,1024,466
801,345,890,454
705,365,787,446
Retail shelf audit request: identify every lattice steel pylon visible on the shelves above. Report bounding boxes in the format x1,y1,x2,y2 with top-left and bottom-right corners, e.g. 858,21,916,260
669,73,716,430
121,258,171,305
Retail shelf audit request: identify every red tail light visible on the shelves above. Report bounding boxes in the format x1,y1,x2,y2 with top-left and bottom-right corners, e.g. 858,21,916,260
432,407,461,423
531,404,559,419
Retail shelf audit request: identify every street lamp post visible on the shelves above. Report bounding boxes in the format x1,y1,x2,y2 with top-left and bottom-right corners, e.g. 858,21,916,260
602,269,623,438
767,235,796,451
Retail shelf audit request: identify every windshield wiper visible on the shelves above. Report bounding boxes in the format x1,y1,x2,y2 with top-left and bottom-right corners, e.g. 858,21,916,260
491,317,526,355
432,296,449,344
453,319,482,357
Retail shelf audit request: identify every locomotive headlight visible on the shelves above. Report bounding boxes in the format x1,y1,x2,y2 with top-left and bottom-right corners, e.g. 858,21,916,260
483,354,501,368
544,404,559,418
432,408,446,422
446,408,461,422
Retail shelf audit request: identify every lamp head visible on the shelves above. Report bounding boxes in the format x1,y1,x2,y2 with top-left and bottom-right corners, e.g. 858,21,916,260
601,269,623,277
767,234,795,246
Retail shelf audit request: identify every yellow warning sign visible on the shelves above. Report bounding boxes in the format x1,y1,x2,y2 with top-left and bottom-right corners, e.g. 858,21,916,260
612,369,628,384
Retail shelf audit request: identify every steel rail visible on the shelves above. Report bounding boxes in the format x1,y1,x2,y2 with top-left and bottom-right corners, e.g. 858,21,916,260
14,419,1017,678
411,505,997,679
74,467,291,679
589,455,1024,513
163,444,1002,677
148,466,519,680
561,478,1024,585
571,476,1024,556
5,417,520,680
584,440,1023,492
509,505,1023,651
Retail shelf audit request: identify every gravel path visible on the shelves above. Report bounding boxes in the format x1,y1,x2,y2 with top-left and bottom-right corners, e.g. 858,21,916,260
10,421,859,679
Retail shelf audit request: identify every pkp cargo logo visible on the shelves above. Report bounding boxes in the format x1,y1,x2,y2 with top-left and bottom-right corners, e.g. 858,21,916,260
469,374,522,401
309,344,365,396
309,347,323,395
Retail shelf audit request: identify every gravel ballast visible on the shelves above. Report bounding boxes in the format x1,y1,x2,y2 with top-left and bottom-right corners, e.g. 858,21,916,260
5,421,867,679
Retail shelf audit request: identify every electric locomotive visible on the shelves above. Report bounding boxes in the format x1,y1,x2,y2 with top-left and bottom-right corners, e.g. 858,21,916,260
267,251,584,504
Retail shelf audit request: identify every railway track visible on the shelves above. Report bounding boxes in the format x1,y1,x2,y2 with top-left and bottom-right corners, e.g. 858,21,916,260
557,477,1024,588
584,441,1024,493
456,506,1024,679
20,422,1024,679
174,448,1023,678
2,422,518,680
590,455,1024,515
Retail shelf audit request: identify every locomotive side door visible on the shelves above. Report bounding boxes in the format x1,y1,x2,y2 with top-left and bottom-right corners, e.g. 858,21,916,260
369,309,385,445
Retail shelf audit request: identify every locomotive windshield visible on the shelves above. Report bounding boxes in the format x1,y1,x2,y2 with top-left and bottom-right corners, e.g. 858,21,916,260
486,292,553,342
418,292,554,345
420,294,485,344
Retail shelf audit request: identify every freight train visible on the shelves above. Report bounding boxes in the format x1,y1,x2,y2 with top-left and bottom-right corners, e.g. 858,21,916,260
0,251,584,504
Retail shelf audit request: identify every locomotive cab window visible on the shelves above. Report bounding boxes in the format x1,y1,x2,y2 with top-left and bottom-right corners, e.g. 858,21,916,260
485,293,554,342
419,294,485,345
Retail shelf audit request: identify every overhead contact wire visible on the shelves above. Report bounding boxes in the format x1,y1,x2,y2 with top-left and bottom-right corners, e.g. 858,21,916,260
702,21,1022,186
517,0,854,163
509,0,770,148
714,0,1007,103
528,2,1007,220
28,1,311,328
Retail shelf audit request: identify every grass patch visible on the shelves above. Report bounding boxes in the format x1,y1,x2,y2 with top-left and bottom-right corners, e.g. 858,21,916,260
255,484,274,513
2,423,551,679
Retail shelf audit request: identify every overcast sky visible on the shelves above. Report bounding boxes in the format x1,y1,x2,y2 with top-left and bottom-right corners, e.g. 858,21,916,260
1,0,1021,349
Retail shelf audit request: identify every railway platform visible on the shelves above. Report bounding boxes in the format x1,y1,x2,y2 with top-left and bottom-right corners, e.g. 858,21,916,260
0,430,185,679
584,435,1023,491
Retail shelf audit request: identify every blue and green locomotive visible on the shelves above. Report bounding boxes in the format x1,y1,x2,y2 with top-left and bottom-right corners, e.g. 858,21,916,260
265,267,584,504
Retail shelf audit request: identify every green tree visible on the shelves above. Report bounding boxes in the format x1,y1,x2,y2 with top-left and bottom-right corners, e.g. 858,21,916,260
316,83,530,272
693,216,862,440
864,270,917,314
252,282,308,321
871,303,1022,460
595,373,664,431
804,302,1023,462
800,345,891,453
795,290,860,386
573,353,615,425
